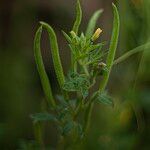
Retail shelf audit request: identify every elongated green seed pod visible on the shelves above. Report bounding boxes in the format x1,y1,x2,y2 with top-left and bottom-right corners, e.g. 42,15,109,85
40,22,65,88
99,3,120,91
71,0,82,71
72,0,82,34
34,26,56,107
86,9,103,38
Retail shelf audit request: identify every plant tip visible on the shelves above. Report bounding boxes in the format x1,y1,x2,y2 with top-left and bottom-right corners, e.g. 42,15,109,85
91,28,102,41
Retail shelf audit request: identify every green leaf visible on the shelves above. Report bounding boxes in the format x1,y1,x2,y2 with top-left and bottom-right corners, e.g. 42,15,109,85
86,43,103,52
95,91,114,107
56,95,68,107
76,123,83,138
34,26,56,107
72,0,82,34
99,3,120,91
30,113,57,123
63,72,90,98
40,21,65,88
62,121,74,136
86,9,103,37
62,30,72,43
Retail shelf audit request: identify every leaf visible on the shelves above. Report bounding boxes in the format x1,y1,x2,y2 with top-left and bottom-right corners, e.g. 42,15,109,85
62,121,74,136
56,95,68,107
86,9,103,37
76,123,83,138
62,30,72,43
30,113,57,123
63,72,90,98
86,43,103,52
99,3,120,91
95,91,114,107
34,26,56,107
72,0,82,34
40,21,65,88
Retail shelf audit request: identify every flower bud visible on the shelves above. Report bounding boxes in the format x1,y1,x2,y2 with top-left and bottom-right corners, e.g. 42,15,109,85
91,28,102,41
70,31,77,38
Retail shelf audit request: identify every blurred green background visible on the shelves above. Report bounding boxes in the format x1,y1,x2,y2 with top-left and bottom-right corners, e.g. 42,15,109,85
0,0,149,149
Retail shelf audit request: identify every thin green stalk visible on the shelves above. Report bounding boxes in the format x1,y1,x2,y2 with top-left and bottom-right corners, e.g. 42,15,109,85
99,3,120,91
83,65,89,76
113,42,150,65
79,60,89,76
83,101,94,134
34,26,56,108
33,122,44,149
86,9,103,37
40,22,65,88
73,99,82,120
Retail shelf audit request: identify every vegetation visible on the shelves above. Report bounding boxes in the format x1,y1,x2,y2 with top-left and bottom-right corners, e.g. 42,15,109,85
32,0,149,149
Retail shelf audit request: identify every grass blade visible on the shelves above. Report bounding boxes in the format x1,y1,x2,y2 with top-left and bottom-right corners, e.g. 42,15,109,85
85,9,103,37
34,26,56,108
40,21,65,88
72,0,82,34
99,3,120,91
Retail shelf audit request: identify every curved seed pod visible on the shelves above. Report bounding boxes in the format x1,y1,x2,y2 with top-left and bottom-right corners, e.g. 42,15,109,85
99,3,120,91
72,0,82,34
40,22,65,88
86,9,103,38
34,26,56,108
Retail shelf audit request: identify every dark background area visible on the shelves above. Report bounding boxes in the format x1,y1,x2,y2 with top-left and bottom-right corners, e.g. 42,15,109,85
0,0,150,149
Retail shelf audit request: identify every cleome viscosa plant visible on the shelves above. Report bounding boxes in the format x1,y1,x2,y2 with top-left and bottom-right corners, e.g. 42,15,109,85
32,0,150,149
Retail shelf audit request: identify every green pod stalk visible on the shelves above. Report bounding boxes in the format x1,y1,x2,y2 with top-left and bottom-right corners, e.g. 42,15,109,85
99,3,120,91
40,22,65,88
86,9,103,38
34,26,56,108
113,42,150,65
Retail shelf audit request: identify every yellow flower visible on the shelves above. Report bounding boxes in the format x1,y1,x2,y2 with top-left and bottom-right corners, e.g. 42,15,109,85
92,28,102,41
70,31,77,38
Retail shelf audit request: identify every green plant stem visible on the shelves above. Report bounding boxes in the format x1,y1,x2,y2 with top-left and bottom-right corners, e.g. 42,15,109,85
73,100,82,120
79,60,89,76
83,101,94,134
34,26,56,108
113,42,150,65
99,3,120,91
33,122,45,149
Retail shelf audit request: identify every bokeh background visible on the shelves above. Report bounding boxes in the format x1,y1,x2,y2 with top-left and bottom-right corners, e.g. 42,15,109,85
0,0,150,149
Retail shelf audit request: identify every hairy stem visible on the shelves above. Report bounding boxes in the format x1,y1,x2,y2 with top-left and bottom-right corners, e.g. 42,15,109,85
113,42,150,65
